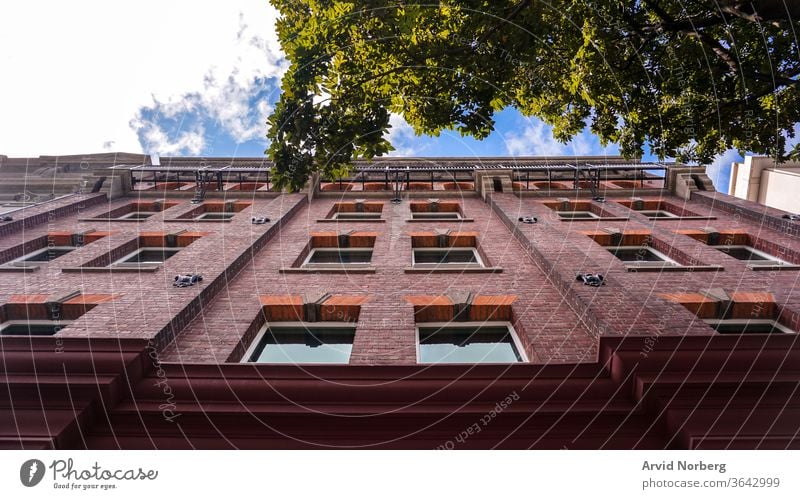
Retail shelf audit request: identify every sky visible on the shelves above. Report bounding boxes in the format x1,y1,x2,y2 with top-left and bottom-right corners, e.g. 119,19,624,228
2,1,789,194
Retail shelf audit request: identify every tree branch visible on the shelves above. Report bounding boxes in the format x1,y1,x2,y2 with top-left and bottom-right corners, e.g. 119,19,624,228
445,0,532,55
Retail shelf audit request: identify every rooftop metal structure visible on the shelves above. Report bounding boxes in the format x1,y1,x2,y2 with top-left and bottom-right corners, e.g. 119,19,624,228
109,158,671,201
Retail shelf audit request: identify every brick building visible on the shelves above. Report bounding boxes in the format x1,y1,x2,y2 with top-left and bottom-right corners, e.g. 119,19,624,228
0,153,798,449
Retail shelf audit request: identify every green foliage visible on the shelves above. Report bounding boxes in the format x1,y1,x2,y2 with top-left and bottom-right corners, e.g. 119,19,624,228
267,0,800,191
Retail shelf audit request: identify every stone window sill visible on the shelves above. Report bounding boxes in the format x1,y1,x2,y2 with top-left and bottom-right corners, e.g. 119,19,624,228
315,218,386,223
747,264,800,271
279,266,377,274
625,264,723,272
404,266,503,274
61,265,161,273
404,218,474,223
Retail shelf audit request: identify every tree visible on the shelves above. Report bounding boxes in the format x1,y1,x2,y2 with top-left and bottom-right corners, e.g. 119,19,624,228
266,1,800,191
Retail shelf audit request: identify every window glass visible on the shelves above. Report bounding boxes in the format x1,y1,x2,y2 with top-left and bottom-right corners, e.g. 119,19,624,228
119,248,180,264
19,247,75,262
306,249,372,264
248,327,355,363
0,322,70,336
608,247,666,262
411,212,460,219
418,325,523,363
706,320,794,335
414,248,479,265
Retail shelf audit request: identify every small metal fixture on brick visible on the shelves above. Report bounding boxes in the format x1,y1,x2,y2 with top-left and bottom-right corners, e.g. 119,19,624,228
576,273,605,287
174,274,203,287
518,216,538,224
0,216,12,222
783,214,800,221
252,216,271,225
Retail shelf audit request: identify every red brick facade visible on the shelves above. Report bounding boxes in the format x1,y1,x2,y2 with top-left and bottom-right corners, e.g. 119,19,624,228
1,158,799,449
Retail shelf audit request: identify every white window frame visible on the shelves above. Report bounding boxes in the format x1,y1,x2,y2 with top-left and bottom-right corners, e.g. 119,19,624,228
117,211,157,220
410,212,462,220
302,247,374,268
112,246,181,266
558,211,600,220
0,319,73,336
332,212,383,220
716,245,790,266
604,245,679,267
411,247,484,267
194,212,235,221
704,318,796,335
241,321,357,364
9,246,76,265
415,321,528,364
639,209,679,218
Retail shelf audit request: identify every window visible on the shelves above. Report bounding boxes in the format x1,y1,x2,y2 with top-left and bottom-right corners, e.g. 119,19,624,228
640,210,678,219
558,211,599,220
412,248,483,267
605,245,678,267
11,246,76,264
113,247,181,266
118,211,156,220
244,324,355,363
417,323,525,363
705,319,796,335
411,212,461,220
332,212,382,220
303,248,373,267
0,320,72,336
195,212,235,221
715,245,789,266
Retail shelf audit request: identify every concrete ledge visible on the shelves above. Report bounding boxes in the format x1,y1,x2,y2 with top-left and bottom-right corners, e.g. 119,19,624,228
647,216,717,221
404,218,475,223
747,264,800,271
315,219,387,223
404,266,503,274
163,218,233,223
316,191,479,199
78,218,149,223
0,265,39,273
62,265,161,273
626,264,724,272
559,217,629,222
279,266,377,274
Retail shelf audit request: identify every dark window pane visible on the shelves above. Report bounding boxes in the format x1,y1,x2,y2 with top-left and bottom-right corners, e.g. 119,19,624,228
720,247,772,261
711,321,790,335
414,249,478,264
199,213,234,220
249,327,355,363
335,213,381,219
412,212,460,219
308,250,372,264
124,249,180,264
640,210,676,218
0,323,66,335
22,247,75,262
559,212,596,220
418,326,522,363
609,247,664,262
122,212,154,219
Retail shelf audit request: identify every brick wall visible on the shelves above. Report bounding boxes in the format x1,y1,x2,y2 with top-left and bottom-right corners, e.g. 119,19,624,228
2,185,798,367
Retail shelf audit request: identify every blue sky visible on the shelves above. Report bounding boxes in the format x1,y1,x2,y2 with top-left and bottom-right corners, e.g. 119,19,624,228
1,1,784,195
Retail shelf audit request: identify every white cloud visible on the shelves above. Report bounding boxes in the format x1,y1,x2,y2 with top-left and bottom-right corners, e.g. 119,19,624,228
141,125,206,156
0,1,285,157
387,114,425,156
705,149,742,194
503,120,612,157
